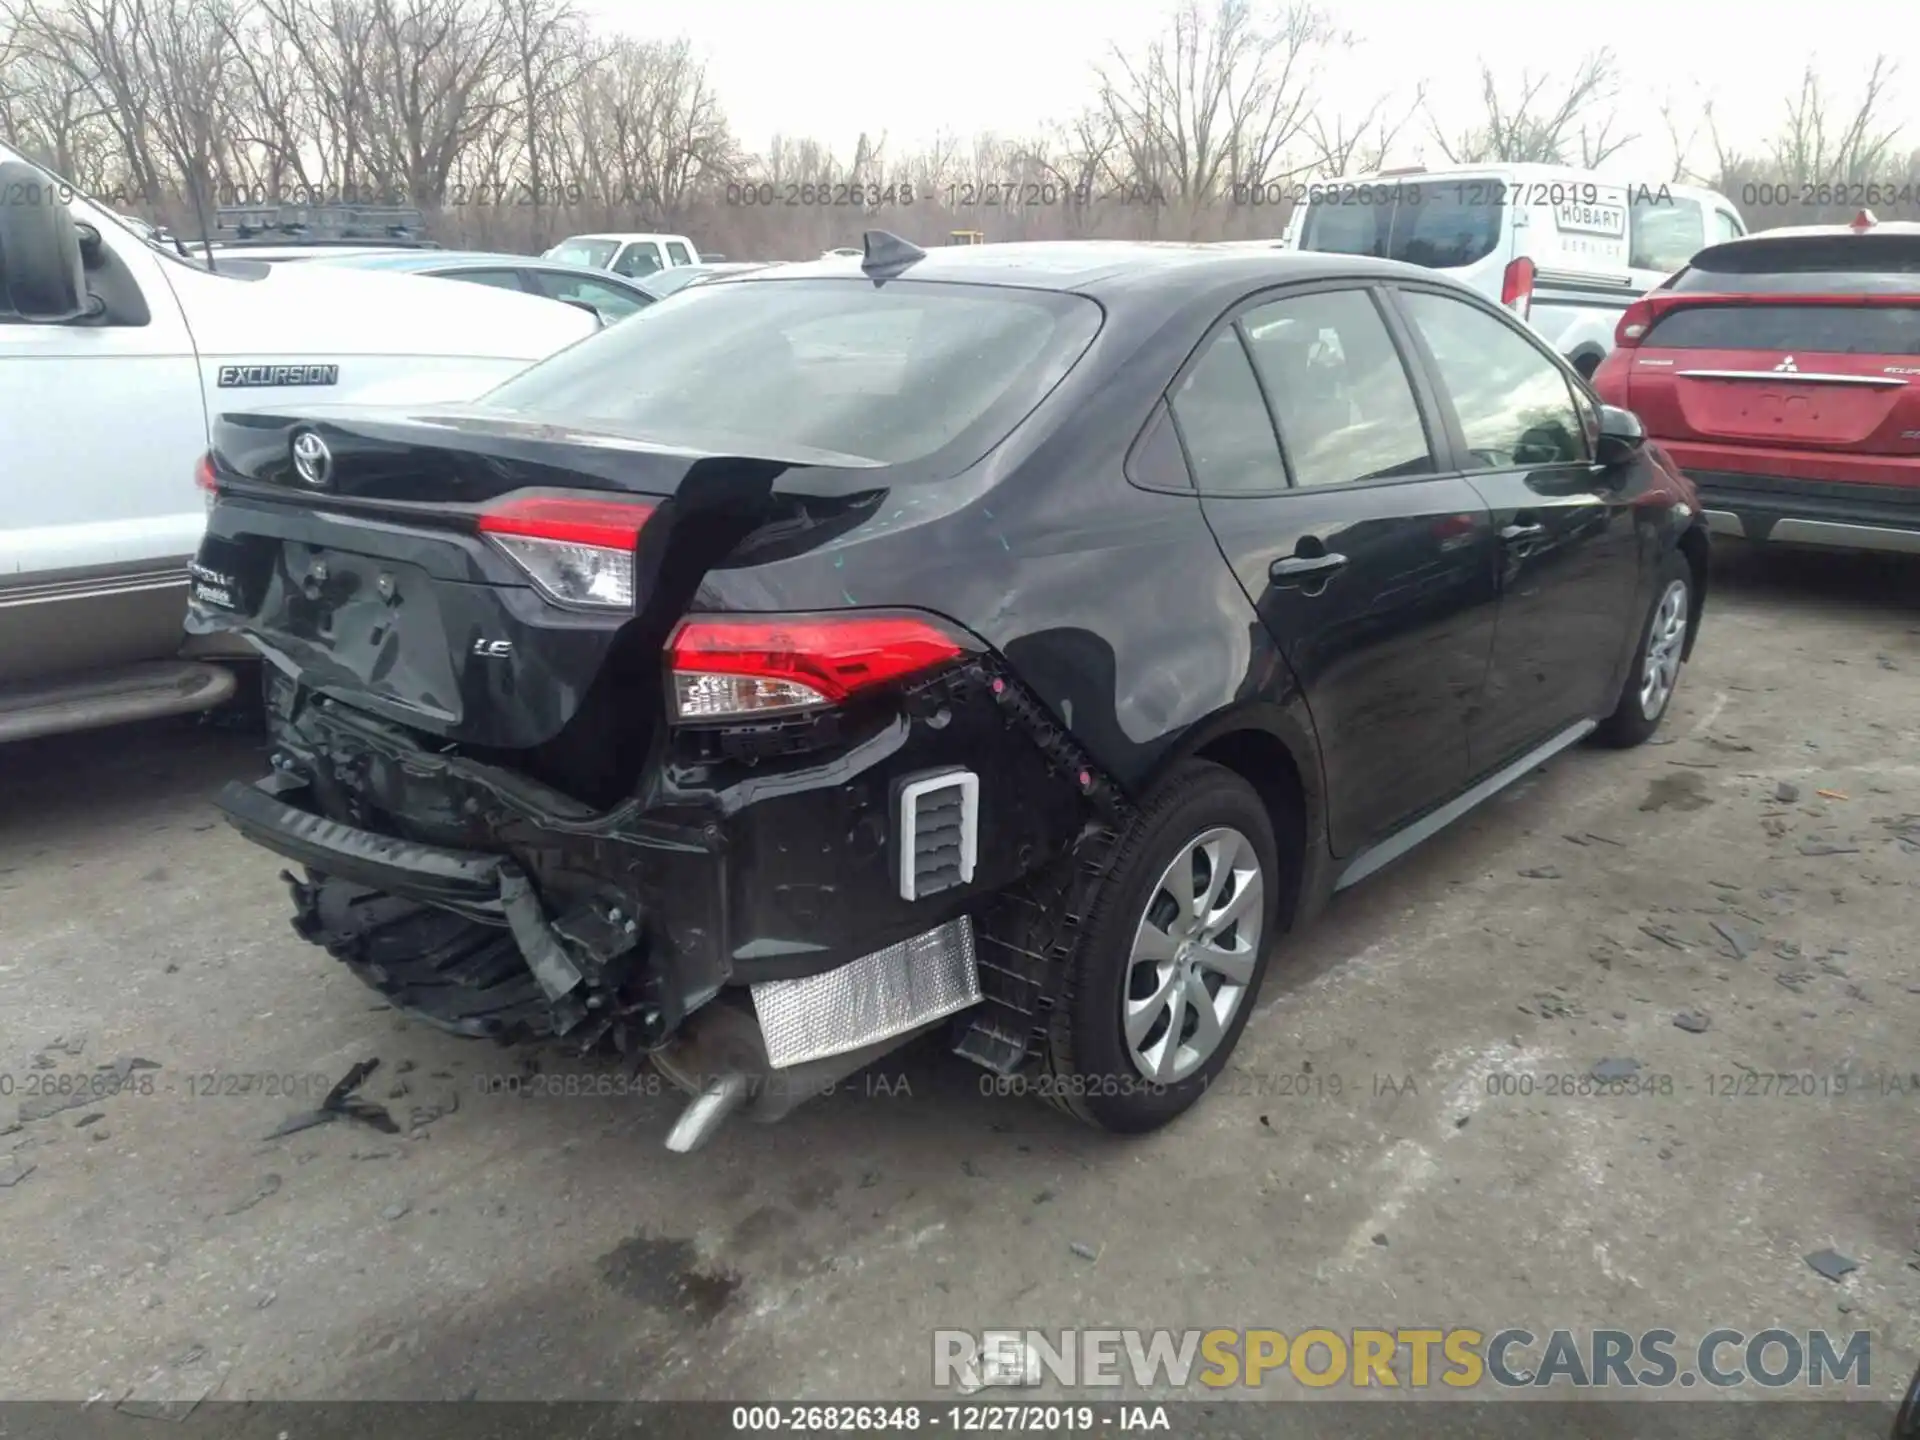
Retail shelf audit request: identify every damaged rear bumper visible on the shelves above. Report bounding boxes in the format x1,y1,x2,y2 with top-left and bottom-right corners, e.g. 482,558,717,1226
218,659,1112,1060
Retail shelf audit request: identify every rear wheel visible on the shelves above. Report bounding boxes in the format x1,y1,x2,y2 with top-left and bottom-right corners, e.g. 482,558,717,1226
1036,761,1279,1132
1595,550,1692,748
288,869,557,1042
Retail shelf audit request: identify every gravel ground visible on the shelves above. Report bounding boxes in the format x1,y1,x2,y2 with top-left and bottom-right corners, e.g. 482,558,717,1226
0,540,1916,1414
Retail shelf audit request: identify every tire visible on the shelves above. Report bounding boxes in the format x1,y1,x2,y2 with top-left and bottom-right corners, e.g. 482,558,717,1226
1035,760,1280,1133
1594,549,1693,748
287,869,556,1043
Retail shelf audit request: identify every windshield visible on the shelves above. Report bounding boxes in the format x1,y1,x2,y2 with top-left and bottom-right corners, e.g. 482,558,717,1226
483,278,1104,467
1299,184,1503,269
544,239,619,268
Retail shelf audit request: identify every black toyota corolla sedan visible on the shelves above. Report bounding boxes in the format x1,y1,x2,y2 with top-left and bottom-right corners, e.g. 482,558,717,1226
187,233,1709,1151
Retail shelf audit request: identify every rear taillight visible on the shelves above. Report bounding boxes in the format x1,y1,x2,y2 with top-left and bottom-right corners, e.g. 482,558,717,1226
666,612,972,722
1615,299,1655,349
477,493,655,610
1500,256,1535,320
195,452,218,508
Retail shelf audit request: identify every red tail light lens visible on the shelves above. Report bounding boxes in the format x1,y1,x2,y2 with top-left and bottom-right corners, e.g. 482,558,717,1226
477,493,655,610
1500,256,1536,320
195,452,218,507
1615,299,1655,349
666,613,972,721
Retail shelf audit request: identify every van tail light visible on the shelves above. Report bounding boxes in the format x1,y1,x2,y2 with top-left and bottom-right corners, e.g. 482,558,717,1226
1615,299,1655,349
1500,256,1536,320
666,612,974,722
477,493,656,610
195,452,218,508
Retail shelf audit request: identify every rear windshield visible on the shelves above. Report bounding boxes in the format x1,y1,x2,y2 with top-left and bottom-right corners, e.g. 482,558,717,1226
1298,188,1502,269
1669,234,1920,294
483,278,1104,467
544,239,618,268
1647,303,1920,354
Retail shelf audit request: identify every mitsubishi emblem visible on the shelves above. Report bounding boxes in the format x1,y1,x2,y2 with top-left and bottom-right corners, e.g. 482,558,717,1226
1774,355,1799,373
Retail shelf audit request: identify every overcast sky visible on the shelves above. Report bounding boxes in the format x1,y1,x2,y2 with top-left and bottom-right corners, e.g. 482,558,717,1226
586,0,1914,179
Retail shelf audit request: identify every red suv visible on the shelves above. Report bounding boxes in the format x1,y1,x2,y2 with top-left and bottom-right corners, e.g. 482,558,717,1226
1591,213,1920,554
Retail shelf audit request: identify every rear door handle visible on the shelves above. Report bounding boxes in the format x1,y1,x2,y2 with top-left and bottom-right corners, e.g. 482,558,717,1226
1500,522,1545,542
1269,552,1348,583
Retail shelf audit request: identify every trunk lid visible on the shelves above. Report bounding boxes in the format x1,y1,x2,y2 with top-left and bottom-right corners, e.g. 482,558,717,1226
190,405,887,761
1625,296,1920,459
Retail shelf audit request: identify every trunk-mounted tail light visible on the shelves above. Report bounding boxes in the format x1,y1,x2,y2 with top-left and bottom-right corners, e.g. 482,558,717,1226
1615,298,1655,348
195,452,218,508
666,612,972,722
1500,256,1536,321
477,493,655,610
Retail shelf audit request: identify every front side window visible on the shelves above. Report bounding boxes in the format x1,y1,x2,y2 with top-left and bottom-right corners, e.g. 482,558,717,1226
1240,288,1433,488
1397,290,1585,468
613,243,664,277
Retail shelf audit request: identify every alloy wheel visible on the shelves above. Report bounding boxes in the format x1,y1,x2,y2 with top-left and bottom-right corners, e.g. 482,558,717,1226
1640,578,1689,720
1122,825,1263,1084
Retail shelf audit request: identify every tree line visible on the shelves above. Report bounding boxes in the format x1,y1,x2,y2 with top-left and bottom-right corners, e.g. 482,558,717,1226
1,0,1912,259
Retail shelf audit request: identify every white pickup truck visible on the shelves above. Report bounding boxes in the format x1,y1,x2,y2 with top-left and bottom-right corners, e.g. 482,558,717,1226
0,147,599,743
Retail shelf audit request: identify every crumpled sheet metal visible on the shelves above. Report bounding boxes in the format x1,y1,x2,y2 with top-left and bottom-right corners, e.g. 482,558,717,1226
750,918,980,1069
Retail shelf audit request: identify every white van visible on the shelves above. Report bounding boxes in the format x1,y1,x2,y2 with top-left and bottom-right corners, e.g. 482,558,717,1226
1282,163,1746,377
0,146,598,743
543,232,702,279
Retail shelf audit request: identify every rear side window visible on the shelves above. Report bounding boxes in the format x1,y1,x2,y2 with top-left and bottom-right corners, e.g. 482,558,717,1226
1298,188,1502,270
1397,290,1585,468
1671,234,1920,294
530,271,650,321
484,278,1102,468
1168,332,1289,494
1646,304,1920,355
444,268,526,293
1241,289,1433,488
1631,196,1704,274
1710,210,1743,245
666,242,692,265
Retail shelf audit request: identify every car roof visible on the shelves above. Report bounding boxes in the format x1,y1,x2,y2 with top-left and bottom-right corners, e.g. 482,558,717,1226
712,240,1434,301
1703,219,1920,244
554,232,689,244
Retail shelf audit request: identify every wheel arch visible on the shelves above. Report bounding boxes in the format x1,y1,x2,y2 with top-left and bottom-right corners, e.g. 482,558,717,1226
1139,703,1329,934
1676,522,1709,659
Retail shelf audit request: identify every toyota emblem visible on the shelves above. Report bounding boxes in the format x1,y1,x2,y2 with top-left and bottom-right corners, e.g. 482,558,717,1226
291,430,333,488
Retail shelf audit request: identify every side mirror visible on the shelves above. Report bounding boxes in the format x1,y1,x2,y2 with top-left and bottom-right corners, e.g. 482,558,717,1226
0,160,90,322
1595,403,1646,466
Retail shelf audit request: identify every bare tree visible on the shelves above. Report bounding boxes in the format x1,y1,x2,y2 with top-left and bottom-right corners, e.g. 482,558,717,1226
1430,49,1631,167
360,0,509,205
1093,0,1343,233
1770,54,1903,184
1304,85,1425,175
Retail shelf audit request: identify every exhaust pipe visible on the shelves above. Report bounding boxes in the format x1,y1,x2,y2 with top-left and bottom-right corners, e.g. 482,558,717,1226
652,997,937,1153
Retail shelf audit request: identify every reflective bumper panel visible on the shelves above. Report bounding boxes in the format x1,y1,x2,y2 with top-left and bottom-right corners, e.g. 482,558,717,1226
750,918,981,1069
